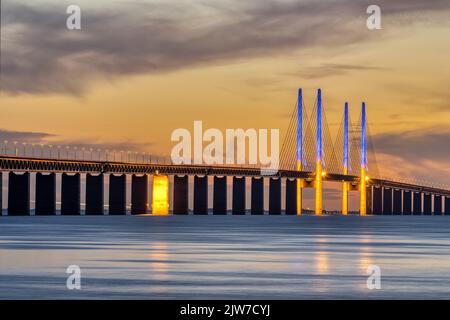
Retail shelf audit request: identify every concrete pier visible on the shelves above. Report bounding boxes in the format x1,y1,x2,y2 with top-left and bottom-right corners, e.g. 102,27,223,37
8,172,30,216
445,197,450,215
366,186,373,215
403,190,412,215
0,172,2,214
109,174,126,215
61,173,80,215
433,195,442,215
413,192,421,215
35,173,56,215
173,175,189,215
383,187,392,215
131,174,148,215
285,178,297,215
213,176,227,215
232,177,246,215
86,174,104,215
423,193,432,215
251,177,264,215
269,178,281,215
393,189,402,215
373,186,382,215
193,176,208,215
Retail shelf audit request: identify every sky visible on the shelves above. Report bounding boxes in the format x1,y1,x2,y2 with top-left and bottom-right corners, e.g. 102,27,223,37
1,0,449,210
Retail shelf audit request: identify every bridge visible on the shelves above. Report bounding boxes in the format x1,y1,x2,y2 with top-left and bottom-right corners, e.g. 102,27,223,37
1,88,449,216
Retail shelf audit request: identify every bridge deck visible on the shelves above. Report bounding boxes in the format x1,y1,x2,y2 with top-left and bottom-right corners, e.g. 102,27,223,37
1,156,449,196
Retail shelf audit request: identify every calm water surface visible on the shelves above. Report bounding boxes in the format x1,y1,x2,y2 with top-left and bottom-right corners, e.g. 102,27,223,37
1,215,450,299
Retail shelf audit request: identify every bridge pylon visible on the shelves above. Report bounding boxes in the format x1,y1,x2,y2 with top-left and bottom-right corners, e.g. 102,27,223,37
342,102,349,215
360,102,367,216
315,89,323,216
296,88,303,216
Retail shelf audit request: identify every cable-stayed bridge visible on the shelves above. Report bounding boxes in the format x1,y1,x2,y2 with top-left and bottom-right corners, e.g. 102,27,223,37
1,89,449,216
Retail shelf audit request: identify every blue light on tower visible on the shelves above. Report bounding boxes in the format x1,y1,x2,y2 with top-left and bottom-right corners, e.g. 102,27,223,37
316,88,322,162
344,102,349,170
361,102,367,168
297,88,302,162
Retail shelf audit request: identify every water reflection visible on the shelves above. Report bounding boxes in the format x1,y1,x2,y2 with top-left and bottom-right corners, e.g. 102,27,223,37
1,216,450,299
148,242,169,281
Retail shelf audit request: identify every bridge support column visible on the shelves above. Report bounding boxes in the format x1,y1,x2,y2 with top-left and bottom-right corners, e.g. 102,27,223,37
393,189,402,215
366,185,373,215
8,172,30,216
445,197,450,215
342,180,349,215
360,168,367,216
61,173,80,215
0,172,2,215
372,186,382,215
359,102,368,216
315,163,323,215
296,89,303,216
35,173,56,215
403,191,412,215
382,187,392,215
173,175,189,215
232,177,246,215
413,192,421,215
193,176,208,215
269,178,281,215
433,195,442,215
423,193,432,215
131,174,148,215
86,174,104,215
315,88,323,216
285,178,297,215
251,177,264,215
213,176,227,215
342,102,349,215
109,174,126,215
152,175,169,215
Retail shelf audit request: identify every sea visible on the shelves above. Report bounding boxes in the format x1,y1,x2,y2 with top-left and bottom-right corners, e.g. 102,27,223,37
1,214,450,299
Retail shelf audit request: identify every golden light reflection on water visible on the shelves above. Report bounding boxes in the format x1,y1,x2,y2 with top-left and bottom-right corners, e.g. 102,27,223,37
357,235,375,291
315,251,329,274
148,242,170,282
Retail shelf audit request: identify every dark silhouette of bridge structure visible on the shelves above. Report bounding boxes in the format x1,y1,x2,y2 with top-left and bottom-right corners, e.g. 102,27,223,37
1,89,449,216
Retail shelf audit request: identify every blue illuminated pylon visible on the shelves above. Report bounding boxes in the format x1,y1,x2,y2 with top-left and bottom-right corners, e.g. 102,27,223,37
342,102,349,215
361,102,367,169
344,102,349,171
315,88,323,215
316,89,322,163
296,88,303,215
360,102,367,216
297,89,302,163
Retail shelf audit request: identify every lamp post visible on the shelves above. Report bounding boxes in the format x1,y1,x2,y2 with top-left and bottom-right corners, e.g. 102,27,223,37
3,140,8,155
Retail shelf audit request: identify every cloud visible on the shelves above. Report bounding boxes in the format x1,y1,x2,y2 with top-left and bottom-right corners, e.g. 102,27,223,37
372,127,450,162
2,0,450,95
290,63,388,79
0,129,55,143
0,129,151,153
